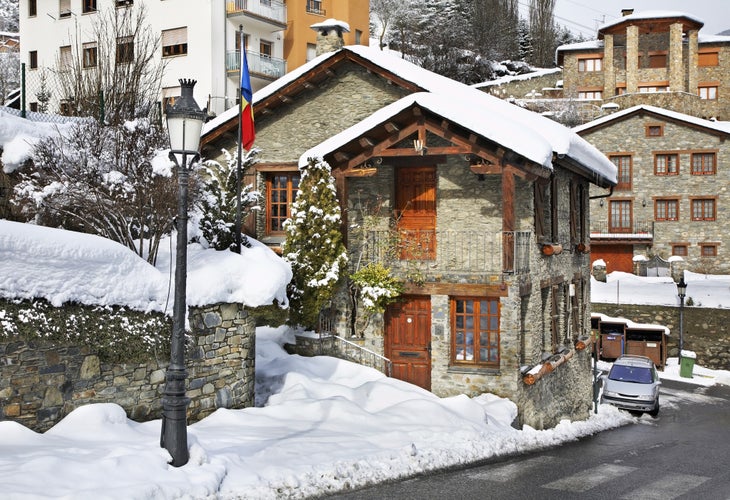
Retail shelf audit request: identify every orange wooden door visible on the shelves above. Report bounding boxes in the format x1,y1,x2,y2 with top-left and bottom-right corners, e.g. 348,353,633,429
385,296,431,390
396,166,436,260
592,244,634,273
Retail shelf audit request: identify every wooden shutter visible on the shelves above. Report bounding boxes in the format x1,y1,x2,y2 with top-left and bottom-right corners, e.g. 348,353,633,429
162,27,187,47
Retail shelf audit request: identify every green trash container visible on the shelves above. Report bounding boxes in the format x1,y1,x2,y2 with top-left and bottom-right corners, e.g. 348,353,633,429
679,351,696,378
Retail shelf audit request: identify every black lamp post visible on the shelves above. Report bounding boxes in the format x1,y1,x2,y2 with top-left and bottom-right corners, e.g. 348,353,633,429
677,275,687,363
161,78,206,467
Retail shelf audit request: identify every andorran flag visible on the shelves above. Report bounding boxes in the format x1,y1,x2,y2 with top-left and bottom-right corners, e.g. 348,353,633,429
240,48,255,150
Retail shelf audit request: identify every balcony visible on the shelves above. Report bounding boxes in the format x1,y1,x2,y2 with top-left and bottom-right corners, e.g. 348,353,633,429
355,230,532,280
226,50,286,81
590,220,654,241
226,0,287,29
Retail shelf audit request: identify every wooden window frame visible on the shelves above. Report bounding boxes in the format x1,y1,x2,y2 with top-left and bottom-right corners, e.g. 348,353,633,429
29,50,38,69
82,42,97,68
645,124,664,137
59,45,72,70
450,297,500,368
699,243,719,257
609,154,632,190
690,197,717,221
162,27,188,58
577,87,602,100
698,84,718,100
577,55,602,72
698,50,719,67
265,171,300,235
82,0,97,13
654,152,679,175
654,198,679,221
260,40,273,58
690,151,717,175
647,51,667,68
672,243,688,256
116,36,134,65
59,0,71,18
29,0,37,17
609,199,633,233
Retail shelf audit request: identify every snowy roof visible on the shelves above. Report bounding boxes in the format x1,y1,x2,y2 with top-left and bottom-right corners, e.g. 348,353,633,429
698,34,730,44
202,45,616,186
310,18,350,33
573,104,730,135
598,11,704,33
556,40,603,54
472,68,562,89
591,312,670,335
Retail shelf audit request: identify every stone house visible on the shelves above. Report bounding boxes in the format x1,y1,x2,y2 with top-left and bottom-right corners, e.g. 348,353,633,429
556,9,730,122
200,45,617,429
575,104,730,274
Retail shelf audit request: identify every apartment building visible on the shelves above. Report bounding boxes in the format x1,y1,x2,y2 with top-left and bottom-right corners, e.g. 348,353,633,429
17,0,368,119
557,9,730,121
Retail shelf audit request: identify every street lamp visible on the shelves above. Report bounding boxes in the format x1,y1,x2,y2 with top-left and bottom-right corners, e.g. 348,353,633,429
161,78,206,467
677,275,687,363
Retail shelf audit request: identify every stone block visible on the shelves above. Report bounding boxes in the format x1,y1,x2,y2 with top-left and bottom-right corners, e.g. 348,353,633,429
80,355,100,379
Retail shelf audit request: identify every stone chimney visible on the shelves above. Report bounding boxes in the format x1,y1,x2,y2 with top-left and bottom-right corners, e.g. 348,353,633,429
310,18,350,56
621,9,634,17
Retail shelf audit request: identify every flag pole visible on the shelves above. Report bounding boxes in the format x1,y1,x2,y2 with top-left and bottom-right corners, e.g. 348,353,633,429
235,26,244,254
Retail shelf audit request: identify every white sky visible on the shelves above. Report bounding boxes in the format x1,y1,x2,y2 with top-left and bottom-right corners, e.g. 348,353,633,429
545,0,730,38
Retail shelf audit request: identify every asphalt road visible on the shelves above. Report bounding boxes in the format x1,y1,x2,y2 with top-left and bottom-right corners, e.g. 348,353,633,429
324,379,730,500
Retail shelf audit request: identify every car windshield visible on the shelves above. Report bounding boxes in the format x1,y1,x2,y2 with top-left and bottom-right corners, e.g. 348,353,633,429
608,364,653,384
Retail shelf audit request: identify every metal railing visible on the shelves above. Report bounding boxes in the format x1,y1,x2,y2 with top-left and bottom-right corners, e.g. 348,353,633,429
590,219,654,237
356,229,532,276
226,50,286,80
225,0,287,25
321,335,393,376
306,0,326,16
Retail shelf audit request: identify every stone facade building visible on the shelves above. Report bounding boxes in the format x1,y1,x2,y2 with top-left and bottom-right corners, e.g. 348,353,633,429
575,105,730,274
557,10,730,122
201,46,617,429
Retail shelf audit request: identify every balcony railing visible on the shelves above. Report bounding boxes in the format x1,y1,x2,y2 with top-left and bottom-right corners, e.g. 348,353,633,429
226,0,287,26
356,230,532,277
590,220,654,239
306,0,326,16
226,50,286,80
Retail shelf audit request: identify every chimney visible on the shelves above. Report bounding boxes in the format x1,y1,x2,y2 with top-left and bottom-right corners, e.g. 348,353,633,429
621,9,634,17
310,19,350,56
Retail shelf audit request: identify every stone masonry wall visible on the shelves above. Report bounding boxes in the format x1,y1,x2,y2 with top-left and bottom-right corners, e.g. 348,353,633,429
0,302,255,432
592,302,730,371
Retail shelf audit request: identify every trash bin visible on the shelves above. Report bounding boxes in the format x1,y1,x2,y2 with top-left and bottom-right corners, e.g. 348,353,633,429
679,350,696,378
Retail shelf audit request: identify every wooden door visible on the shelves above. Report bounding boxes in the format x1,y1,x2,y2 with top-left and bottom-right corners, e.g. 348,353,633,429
396,166,436,260
592,244,633,273
385,296,431,390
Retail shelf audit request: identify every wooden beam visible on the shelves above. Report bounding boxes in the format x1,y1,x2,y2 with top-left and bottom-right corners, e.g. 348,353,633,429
384,122,400,134
359,137,376,148
403,281,509,297
333,151,351,163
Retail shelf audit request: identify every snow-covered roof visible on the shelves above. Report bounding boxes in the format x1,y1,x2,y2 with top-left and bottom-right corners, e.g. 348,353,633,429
300,90,617,186
310,18,350,33
473,68,562,89
698,34,730,44
556,40,603,54
598,11,704,33
573,104,730,135
591,312,670,335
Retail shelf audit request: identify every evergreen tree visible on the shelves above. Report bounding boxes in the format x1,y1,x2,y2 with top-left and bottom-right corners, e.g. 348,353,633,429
518,18,534,63
282,157,348,330
196,148,261,251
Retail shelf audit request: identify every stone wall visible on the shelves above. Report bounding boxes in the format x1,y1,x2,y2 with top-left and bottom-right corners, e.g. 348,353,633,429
0,302,255,432
591,302,730,370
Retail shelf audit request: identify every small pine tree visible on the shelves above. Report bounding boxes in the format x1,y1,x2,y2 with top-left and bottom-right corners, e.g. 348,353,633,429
196,147,261,251
282,157,348,330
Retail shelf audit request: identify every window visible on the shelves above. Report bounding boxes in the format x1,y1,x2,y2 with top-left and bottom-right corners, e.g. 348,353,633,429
672,244,688,256
60,99,74,116
698,50,719,67
639,84,668,93
451,298,500,367
306,0,324,15
29,102,38,112
699,85,718,100
266,172,300,234
647,52,667,68
162,27,188,57
59,0,71,18
615,84,627,95
691,198,716,221
29,50,38,69
570,181,588,248
29,0,37,17
116,36,134,65
260,40,272,58
578,89,602,100
655,199,679,221
654,153,678,175
116,0,133,7
609,200,632,232
355,29,362,44
306,43,317,62
82,42,97,68
691,152,716,175
700,243,718,257
609,155,632,190
534,177,558,244
645,124,663,137
83,0,97,13
578,57,602,72
59,45,72,70
162,86,180,112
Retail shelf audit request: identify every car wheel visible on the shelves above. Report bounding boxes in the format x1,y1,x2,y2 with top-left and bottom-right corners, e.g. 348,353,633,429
648,404,659,418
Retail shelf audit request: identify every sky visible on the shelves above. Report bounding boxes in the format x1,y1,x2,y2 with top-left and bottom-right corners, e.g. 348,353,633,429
2,218,730,498
546,0,730,38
